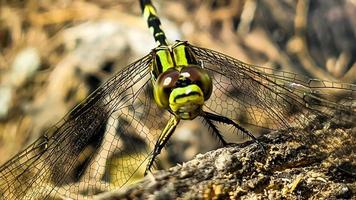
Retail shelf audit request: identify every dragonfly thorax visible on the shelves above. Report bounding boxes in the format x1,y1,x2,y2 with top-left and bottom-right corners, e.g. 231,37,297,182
152,42,213,119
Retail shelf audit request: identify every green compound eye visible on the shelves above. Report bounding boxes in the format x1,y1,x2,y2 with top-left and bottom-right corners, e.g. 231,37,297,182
180,66,212,100
153,68,180,108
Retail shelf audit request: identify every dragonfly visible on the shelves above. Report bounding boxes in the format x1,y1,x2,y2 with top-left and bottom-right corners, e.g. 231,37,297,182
0,0,355,199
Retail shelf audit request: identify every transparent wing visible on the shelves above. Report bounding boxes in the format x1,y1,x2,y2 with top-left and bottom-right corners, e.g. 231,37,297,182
190,44,355,172
0,54,171,199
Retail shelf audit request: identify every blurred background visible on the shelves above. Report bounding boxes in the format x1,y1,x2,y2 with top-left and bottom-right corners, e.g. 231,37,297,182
0,0,355,170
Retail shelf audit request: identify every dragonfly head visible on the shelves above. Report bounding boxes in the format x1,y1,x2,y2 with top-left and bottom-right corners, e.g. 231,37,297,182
153,65,212,119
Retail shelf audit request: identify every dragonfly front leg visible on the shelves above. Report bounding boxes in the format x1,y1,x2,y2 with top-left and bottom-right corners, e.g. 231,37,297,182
203,111,265,152
144,116,180,175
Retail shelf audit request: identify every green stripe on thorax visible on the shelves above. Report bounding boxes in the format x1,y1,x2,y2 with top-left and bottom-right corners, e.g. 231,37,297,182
151,41,197,78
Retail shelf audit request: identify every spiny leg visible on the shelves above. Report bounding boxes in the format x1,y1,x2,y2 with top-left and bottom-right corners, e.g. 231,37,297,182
144,116,179,175
203,111,265,152
203,117,229,146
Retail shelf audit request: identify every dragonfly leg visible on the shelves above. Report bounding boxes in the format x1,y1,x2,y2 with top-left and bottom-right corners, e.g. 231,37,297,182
203,117,229,146
144,116,180,175
203,111,265,153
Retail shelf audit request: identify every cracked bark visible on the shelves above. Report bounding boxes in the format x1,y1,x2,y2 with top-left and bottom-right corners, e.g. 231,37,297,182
94,115,355,200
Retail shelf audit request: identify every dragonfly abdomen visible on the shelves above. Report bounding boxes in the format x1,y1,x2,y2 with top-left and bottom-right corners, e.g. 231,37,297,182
140,0,167,46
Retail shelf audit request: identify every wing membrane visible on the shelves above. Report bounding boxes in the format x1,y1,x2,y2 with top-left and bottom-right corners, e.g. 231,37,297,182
0,55,171,199
191,44,355,171
1,44,355,199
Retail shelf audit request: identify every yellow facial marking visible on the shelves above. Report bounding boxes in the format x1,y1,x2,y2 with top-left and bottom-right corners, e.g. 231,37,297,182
169,84,204,112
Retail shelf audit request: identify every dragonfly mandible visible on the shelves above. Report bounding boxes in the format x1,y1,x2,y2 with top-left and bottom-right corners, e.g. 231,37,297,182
0,0,355,199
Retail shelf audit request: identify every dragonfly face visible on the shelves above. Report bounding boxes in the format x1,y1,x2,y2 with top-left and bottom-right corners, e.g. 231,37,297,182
152,41,213,120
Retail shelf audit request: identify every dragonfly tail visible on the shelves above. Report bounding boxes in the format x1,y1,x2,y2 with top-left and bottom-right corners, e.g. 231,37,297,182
139,0,168,46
